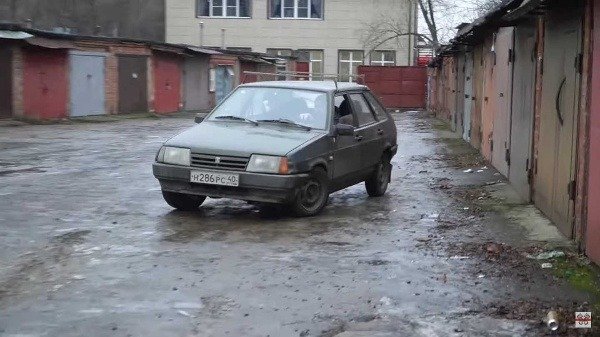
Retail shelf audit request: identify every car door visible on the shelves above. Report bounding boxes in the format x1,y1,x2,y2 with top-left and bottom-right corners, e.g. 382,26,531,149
348,92,381,171
332,94,363,182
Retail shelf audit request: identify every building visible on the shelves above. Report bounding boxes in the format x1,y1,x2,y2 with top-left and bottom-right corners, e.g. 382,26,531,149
0,0,165,41
165,0,418,79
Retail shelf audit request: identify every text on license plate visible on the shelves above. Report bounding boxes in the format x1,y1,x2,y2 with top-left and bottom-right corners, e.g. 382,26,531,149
190,170,239,187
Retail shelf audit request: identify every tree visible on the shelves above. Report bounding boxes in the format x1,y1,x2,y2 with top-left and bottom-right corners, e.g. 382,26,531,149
361,0,505,57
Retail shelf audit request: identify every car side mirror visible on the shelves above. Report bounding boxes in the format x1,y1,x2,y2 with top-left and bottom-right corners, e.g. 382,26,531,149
195,114,205,124
335,123,355,136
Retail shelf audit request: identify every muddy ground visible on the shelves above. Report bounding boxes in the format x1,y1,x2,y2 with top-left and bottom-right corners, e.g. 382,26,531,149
0,111,598,337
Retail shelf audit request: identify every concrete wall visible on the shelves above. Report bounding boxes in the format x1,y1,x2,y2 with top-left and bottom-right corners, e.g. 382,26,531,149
0,0,165,41
166,0,418,74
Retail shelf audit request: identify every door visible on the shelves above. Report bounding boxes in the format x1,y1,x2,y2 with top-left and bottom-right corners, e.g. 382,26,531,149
118,55,148,113
23,49,68,119
481,36,497,161
70,53,106,117
463,52,474,142
215,65,234,104
455,53,465,137
184,57,210,111
509,23,537,201
332,94,362,181
492,27,515,177
471,45,485,149
348,93,382,171
154,55,182,114
535,3,583,237
0,47,12,118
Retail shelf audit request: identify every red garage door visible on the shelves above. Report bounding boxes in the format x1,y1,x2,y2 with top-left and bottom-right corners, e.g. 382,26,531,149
153,54,182,114
23,48,68,119
358,66,427,109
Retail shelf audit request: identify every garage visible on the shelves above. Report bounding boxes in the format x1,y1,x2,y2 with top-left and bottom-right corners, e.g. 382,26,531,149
118,55,148,114
23,48,68,119
0,47,12,118
184,56,211,111
70,52,106,117
153,52,182,114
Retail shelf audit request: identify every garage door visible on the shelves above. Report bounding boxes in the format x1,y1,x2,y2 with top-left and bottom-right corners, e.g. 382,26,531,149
118,55,148,114
0,47,12,118
70,53,106,117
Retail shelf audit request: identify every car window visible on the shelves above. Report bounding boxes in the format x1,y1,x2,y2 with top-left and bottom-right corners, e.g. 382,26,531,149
334,95,355,126
208,87,328,130
364,91,388,121
348,93,376,126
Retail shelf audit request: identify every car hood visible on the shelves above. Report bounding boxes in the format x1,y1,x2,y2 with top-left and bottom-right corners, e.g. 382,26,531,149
165,121,325,157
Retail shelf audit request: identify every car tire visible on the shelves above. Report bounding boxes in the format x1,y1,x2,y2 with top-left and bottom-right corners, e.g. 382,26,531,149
162,191,206,211
365,154,391,197
290,167,329,217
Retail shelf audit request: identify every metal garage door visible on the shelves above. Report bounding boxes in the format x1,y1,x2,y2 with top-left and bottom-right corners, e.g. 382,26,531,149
70,53,106,117
215,65,234,104
153,54,182,114
0,47,12,118
509,23,537,201
23,49,68,119
454,53,465,136
471,45,485,149
535,3,583,238
492,27,515,177
358,66,428,109
481,36,497,161
184,57,210,111
463,51,474,142
118,55,148,114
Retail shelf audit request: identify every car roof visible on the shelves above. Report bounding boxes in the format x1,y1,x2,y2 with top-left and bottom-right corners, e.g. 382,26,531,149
240,81,368,93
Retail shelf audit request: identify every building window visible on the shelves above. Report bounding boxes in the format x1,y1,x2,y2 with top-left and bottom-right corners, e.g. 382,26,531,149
267,49,293,79
370,51,395,66
197,0,251,18
297,50,324,80
269,0,323,19
338,50,364,82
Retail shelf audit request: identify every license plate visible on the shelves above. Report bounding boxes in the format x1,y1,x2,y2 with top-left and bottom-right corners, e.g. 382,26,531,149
190,170,239,187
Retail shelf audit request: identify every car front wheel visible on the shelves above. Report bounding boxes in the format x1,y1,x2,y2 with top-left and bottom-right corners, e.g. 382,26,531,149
365,155,391,197
290,167,329,217
162,191,206,211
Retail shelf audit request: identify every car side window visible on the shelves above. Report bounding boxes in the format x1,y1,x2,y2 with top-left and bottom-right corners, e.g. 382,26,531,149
334,94,356,126
348,93,376,127
364,91,388,121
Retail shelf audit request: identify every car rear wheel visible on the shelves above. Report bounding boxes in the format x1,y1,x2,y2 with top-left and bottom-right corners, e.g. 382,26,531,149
290,167,329,217
365,154,391,197
162,191,206,211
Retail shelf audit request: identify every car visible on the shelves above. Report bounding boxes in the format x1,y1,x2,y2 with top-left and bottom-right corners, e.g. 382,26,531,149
153,81,398,216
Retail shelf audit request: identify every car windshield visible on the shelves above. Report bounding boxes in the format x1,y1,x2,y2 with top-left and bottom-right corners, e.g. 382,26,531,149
208,87,329,130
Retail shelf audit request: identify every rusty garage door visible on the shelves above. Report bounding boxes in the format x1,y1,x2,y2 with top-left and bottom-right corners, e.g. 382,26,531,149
118,55,148,114
587,0,600,265
481,35,497,161
492,27,515,178
0,47,12,118
153,53,182,114
454,53,465,136
471,44,485,150
358,66,427,109
534,2,583,238
23,48,68,119
463,51,474,142
509,23,537,201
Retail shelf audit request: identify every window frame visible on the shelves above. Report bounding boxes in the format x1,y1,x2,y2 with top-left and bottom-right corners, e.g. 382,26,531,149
197,0,252,18
363,91,388,121
268,0,324,20
297,49,324,80
347,92,377,127
370,50,396,67
338,50,364,82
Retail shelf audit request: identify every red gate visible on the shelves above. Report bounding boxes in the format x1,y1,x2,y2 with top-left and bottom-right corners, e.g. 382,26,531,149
358,66,427,109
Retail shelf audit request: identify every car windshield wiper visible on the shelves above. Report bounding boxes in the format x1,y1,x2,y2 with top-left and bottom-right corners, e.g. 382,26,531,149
257,119,312,131
214,115,258,126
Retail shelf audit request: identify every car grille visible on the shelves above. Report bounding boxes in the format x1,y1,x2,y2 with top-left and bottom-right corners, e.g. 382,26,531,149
190,153,249,171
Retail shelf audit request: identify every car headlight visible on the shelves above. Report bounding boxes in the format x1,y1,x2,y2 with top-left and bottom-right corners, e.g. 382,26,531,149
158,146,191,166
246,155,289,174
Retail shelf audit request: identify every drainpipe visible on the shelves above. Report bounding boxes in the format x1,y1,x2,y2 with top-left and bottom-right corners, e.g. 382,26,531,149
221,28,226,49
199,22,204,47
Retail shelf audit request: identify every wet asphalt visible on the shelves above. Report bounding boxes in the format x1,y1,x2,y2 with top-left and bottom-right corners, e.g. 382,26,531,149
0,112,596,337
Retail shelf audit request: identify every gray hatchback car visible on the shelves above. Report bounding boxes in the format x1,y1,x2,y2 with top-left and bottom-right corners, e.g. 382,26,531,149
153,81,398,216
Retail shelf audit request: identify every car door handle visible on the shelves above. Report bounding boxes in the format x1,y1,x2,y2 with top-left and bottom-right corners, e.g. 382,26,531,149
354,135,363,142
377,129,384,136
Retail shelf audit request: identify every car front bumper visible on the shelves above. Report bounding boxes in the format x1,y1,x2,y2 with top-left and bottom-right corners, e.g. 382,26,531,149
153,163,310,204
